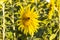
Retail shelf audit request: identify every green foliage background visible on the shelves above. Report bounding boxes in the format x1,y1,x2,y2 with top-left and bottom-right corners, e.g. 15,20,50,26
0,0,59,40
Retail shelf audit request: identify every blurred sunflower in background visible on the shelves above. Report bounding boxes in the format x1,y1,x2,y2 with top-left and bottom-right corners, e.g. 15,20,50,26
0,0,7,4
48,0,55,19
0,0,7,8
18,4,40,37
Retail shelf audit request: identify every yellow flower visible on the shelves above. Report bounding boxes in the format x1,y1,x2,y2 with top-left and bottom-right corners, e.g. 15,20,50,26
48,0,55,19
18,4,40,37
31,0,35,2
56,0,60,9
56,0,60,16
0,0,7,4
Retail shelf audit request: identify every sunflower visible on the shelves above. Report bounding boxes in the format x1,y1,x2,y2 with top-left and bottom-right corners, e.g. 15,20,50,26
18,4,40,37
48,0,55,19
0,0,7,4
56,0,60,16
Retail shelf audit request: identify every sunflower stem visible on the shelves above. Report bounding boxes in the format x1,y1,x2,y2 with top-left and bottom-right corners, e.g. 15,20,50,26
30,35,34,40
30,36,33,40
2,3,5,40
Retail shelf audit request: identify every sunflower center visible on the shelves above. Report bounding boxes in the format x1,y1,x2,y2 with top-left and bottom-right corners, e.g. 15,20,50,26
22,17,30,21
22,17,30,26
27,17,30,20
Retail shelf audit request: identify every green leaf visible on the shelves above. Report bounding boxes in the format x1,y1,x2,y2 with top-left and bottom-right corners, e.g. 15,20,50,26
49,34,57,40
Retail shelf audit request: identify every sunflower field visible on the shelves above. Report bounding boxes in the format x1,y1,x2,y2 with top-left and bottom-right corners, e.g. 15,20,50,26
0,0,60,40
